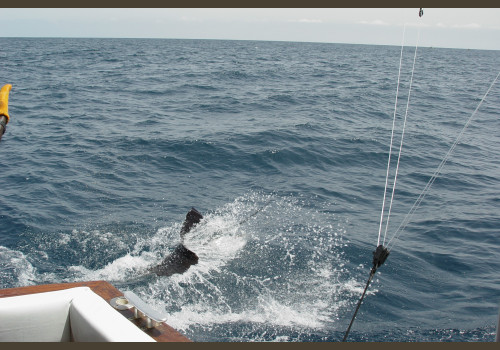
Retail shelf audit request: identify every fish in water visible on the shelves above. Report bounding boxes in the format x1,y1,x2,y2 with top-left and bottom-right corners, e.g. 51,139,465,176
149,208,203,277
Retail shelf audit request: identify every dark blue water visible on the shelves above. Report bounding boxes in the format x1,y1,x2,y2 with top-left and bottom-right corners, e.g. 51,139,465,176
1,37,499,342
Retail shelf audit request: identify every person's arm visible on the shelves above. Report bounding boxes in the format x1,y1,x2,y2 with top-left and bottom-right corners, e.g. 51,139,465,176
0,84,13,143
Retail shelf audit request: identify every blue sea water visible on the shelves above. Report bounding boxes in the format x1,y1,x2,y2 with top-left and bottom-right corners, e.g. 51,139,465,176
1,37,499,342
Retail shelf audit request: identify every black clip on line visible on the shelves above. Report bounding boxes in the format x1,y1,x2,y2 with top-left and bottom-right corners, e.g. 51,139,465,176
342,245,389,341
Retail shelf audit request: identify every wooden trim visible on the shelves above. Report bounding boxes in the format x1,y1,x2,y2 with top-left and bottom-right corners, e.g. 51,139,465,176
0,281,191,342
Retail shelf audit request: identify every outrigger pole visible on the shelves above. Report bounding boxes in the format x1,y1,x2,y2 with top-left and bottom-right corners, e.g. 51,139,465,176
0,84,13,143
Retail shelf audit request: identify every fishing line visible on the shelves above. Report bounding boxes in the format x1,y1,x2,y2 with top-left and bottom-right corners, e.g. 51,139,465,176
386,69,500,252
377,25,406,247
238,195,273,225
382,29,420,246
343,16,421,342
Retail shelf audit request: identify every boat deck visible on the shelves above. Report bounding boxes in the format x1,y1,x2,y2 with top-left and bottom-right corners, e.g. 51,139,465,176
0,280,190,342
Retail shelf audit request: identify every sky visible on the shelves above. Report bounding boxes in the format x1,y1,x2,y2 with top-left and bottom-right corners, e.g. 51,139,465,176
1,8,499,50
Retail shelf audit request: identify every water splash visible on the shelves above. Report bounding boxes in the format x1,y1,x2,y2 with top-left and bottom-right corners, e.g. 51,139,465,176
129,192,355,340
0,246,39,288
1,192,360,341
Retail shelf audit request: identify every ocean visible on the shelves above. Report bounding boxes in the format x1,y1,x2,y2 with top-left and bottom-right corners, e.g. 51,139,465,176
0,37,499,342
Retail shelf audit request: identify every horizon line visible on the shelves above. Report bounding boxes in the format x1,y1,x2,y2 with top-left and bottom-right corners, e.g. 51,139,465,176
1,36,497,52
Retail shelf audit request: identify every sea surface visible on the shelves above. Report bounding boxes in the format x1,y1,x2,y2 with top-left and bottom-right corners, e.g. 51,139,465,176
1,37,499,342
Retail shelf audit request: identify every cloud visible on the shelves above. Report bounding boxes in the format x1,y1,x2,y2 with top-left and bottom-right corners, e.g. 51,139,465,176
358,19,390,26
180,16,199,22
435,22,483,29
452,23,481,29
401,22,431,28
297,18,323,24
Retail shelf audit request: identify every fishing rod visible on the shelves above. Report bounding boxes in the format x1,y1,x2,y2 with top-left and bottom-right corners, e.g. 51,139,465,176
343,8,500,341
344,69,499,342
0,84,13,143
343,8,423,342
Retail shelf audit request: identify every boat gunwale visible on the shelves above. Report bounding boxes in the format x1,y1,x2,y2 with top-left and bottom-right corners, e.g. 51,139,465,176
0,280,191,342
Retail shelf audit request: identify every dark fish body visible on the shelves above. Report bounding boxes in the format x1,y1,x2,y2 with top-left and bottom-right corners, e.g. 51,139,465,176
149,208,203,277
149,244,199,276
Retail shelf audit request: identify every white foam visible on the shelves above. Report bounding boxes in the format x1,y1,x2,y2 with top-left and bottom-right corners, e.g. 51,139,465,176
127,193,359,334
68,251,157,282
0,246,38,288
3,192,363,339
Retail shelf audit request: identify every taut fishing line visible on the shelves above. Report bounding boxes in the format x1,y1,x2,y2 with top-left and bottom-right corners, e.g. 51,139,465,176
386,69,500,252
382,28,420,247
343,22,419,342
343,8,499,341
376,24,406,248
